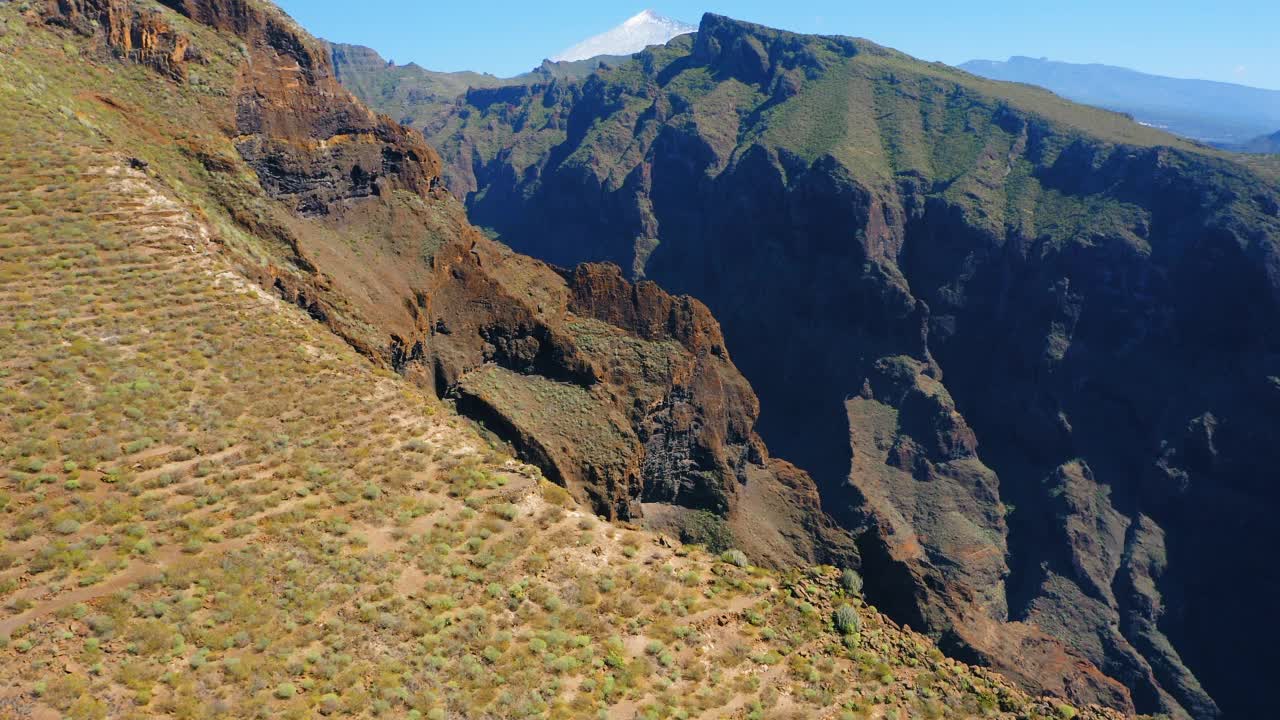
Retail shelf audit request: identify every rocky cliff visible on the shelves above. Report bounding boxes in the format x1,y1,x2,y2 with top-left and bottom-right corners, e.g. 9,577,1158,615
31,0,851,570
335,13,1280,719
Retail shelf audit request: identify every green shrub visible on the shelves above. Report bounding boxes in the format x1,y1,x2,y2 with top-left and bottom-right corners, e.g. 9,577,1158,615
54,518,81,535
676,510,735,554
85,614,116,638
840,568,863,596
720,549,749,568
833,604,860,636
274,682,297,699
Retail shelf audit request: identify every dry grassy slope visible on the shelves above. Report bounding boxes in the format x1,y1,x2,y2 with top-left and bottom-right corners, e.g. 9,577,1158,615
0,3,1131,719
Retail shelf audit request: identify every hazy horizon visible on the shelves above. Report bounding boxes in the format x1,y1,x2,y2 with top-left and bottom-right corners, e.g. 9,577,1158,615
276,1,1280,90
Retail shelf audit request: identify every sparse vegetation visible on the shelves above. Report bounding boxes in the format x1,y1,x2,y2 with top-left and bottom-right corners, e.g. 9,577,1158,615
0,3,1133,719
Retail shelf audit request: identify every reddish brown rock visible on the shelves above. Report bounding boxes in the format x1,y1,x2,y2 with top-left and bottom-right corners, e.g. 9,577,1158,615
45,0,191,78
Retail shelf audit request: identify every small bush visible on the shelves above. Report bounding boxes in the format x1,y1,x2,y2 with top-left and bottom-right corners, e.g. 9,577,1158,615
720,549,749,568
85,614,116,638
833,604,860,636
54,518,81,535
840,568,863,596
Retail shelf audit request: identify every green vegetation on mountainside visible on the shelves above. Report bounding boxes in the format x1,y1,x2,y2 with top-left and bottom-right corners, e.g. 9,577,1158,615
349,13,1253,260
421,21,1254,211
418,14,1273,270
328,41,625,136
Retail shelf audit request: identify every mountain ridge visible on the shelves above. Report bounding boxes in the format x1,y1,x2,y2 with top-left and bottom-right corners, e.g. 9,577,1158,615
1238,130,1280,154
959,56,1280,144
325,40,627,139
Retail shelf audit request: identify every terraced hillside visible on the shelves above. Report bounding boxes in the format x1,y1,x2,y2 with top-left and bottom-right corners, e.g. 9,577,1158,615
0,136,1045,720
334,14,1280,720
0,2,1136,719
0,135,971,720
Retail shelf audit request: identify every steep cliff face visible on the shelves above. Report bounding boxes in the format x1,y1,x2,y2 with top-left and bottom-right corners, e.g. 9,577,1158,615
160,0,443,216
421,252,855,566
324,40,624,199
339,13,1280,718
33,0,850,570
44,0,192,78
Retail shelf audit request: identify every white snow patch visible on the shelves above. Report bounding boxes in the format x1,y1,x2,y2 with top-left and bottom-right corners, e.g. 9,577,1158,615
550,10,696,63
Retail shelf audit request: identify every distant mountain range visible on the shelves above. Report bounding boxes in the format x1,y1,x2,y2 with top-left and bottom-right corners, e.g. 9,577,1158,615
551,9,695,62
328,41,625,132
325,10,700,134
1242,130,1280,154
960,56,1280,147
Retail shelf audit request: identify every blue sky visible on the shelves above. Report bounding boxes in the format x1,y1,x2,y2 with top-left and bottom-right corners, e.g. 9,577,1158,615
276,1,1280,90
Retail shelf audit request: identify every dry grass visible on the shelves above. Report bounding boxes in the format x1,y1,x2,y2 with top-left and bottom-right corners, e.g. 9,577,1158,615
0,5,1113,719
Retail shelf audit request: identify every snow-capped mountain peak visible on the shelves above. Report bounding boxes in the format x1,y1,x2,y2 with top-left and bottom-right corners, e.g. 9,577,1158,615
550,10,697,63
623,9,665,27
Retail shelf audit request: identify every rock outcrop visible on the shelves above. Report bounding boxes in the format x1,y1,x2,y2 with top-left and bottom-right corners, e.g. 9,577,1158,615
422,254,855,566
44,0,192,78
340,13,1280,718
